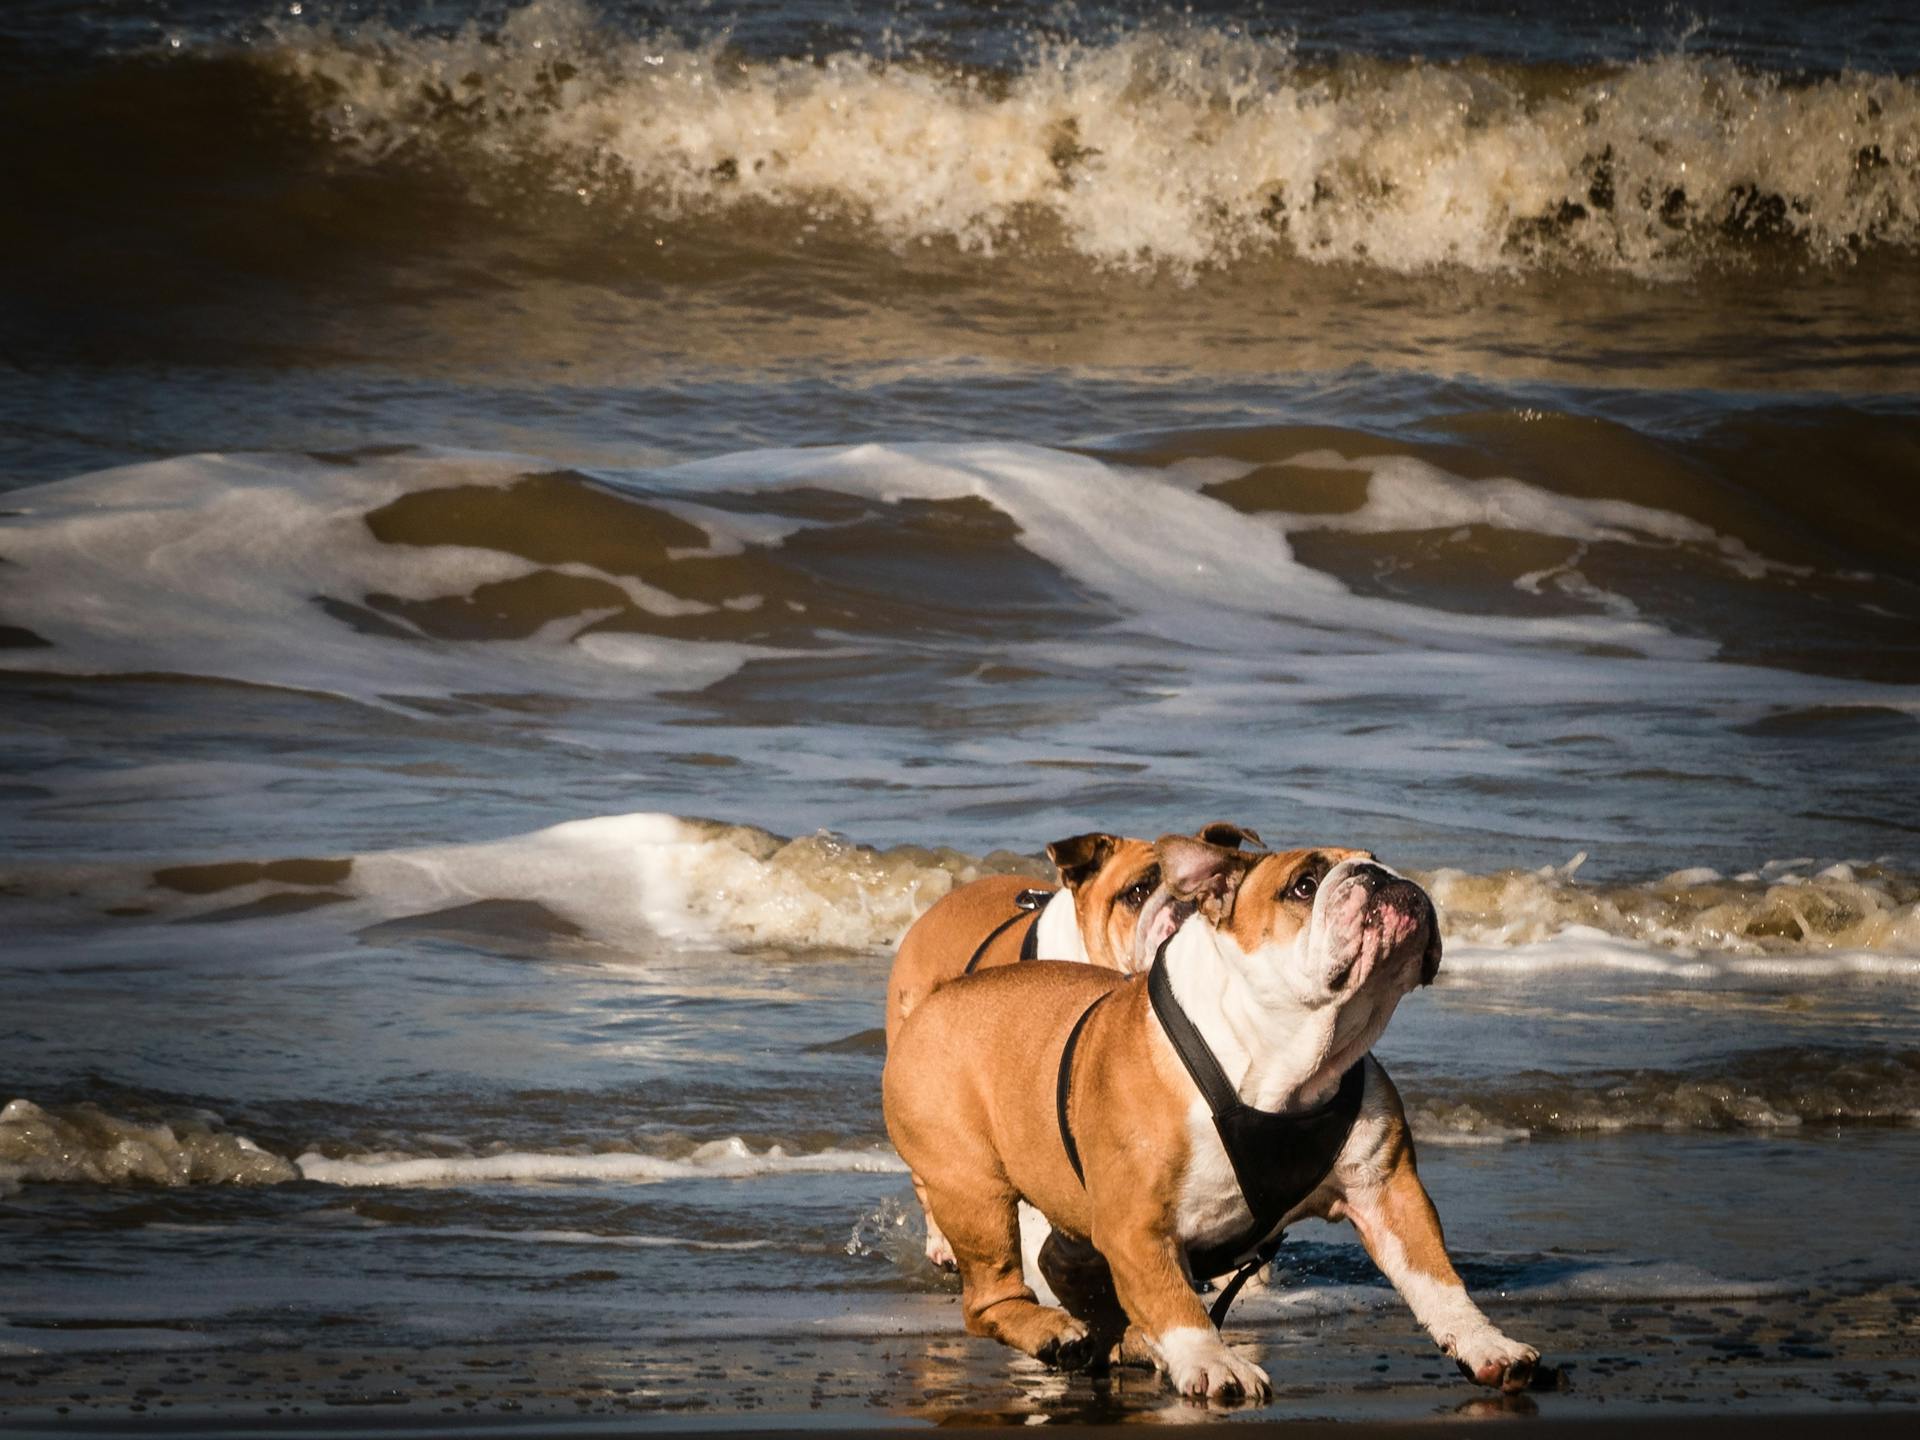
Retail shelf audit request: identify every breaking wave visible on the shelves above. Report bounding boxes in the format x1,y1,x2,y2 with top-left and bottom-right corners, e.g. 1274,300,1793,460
1430,852,1920,956
247,0,1920,277
0,1098,297,1195
1407,1047,1920,1142
0,1095,902,1195
7,1045,1915,1198
4,811,1916,959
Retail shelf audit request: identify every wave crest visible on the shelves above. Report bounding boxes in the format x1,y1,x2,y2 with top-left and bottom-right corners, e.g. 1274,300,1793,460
1429,853,1920,955
0,1098,297,1194
261,0,1920,275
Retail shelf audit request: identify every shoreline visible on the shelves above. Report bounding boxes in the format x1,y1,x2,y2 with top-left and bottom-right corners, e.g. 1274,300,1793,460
10,1405,1919,1438
6,1284,1914,1436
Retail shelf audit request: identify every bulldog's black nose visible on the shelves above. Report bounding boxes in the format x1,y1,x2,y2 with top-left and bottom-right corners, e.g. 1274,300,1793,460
1347,862,1393,892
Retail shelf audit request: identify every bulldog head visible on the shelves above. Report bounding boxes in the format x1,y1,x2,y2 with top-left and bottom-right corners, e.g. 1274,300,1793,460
1047,821,1262,973
1154,834,1442,1072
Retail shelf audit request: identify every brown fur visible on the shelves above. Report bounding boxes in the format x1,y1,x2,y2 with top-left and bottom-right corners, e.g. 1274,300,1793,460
883,835,1534,1399
884,838,1161,1047
884,962,1208,1359
886,824,1265,1050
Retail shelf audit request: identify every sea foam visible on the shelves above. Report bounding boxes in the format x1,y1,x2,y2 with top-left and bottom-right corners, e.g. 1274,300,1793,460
293,1136,906,1188
0,1099,297,1195
0,450,782,703
5,809,1917,960
261,0,1920,277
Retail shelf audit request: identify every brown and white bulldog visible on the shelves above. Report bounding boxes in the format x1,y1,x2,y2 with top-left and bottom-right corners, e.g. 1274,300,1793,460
883,834,1538,1404
886,822,1259,1268
886,821,1262,1045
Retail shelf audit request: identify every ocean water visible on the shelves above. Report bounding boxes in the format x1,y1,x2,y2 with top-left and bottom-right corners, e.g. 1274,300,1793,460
2,0,1918,1427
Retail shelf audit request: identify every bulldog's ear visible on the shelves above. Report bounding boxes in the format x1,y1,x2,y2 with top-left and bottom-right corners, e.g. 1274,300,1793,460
1195,820,1262,851
1420,923,1443,986
1154,834,1256,923
1046,832,1120,891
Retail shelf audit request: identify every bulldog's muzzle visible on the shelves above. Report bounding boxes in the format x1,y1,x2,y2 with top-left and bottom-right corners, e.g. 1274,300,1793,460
1322,862,1442,991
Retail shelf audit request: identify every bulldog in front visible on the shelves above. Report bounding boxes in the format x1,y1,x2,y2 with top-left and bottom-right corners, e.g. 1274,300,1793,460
882,833,1538,1404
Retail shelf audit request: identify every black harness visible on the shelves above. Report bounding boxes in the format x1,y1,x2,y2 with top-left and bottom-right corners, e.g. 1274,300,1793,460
1054,945,1369,1326
960,887,1053,975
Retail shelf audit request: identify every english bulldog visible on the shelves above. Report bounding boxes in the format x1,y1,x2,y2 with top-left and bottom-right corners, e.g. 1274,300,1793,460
886,822,1259,1268
883,833,1538,1403
886,820,1260,1049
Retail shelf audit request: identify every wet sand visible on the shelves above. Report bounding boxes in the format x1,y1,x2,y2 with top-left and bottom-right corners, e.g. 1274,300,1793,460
6,1284,1915,1434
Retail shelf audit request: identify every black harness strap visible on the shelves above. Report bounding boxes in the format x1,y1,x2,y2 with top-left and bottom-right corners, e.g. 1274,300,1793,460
1148,946,1368,1299
1205,1235,1286,1329
960,887,1053,976
1047,942,1369,1330
1054,990,1110,1185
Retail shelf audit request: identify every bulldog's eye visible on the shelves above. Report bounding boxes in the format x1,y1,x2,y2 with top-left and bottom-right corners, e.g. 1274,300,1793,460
1120,867,1160,908
1286,871,1320,903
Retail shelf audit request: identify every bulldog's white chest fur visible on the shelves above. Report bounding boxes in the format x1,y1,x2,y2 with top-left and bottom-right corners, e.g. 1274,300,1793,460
1175,1099,1257,1259
1173,1062,1400,1269
1032,889,1089,962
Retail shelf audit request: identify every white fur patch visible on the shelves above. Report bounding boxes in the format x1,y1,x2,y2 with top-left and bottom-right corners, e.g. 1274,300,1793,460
1033,888,1089,964
1017,1200,1059,1306
1174,1098,1256,1264
1151,1324,1271,1400
1359,1208,1534,1376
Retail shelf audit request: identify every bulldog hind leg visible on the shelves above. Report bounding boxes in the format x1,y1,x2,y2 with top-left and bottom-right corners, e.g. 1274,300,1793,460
911,1173,957,1270
926,1181,1100,1371
1035,1228,1129,1364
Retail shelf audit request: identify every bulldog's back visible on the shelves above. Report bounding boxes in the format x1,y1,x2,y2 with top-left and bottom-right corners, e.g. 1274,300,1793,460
884,960,1127,1229
885,874,1053,1045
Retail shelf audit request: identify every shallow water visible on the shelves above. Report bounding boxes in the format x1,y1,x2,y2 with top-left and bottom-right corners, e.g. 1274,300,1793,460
2,0,1918,1426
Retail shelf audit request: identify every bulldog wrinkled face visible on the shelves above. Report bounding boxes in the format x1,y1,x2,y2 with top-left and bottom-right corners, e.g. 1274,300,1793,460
1230,851,1440,1005
1155,836,1443,1008
1050,823,1264,973
1047,833,1163,971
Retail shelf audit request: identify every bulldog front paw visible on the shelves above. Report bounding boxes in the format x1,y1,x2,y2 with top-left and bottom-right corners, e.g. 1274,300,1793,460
1033,1316,1097,1372
1445,1329,1539,1393
1155,1327,1272,1404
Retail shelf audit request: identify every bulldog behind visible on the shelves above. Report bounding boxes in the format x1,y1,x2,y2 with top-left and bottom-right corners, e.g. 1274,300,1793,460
885,821,1258,1048
883,834,1538,1403
886,822,1258,1269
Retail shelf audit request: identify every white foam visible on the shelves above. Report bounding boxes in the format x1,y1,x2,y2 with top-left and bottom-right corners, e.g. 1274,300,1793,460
0,449,780,703
19,438,1920,734
8,802,1916,965
293,1135,906,1188
348,810,1014,950
1265,451,1795,581
0,1098,298,1193
666,440,1704,658
1441,935,1920,981
1427,856,1920,960
264,3,1920,276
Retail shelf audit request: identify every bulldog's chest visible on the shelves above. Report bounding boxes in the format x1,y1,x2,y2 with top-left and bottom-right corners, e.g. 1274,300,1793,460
1173,1101,1257,1254
1172,1093,1378,1271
